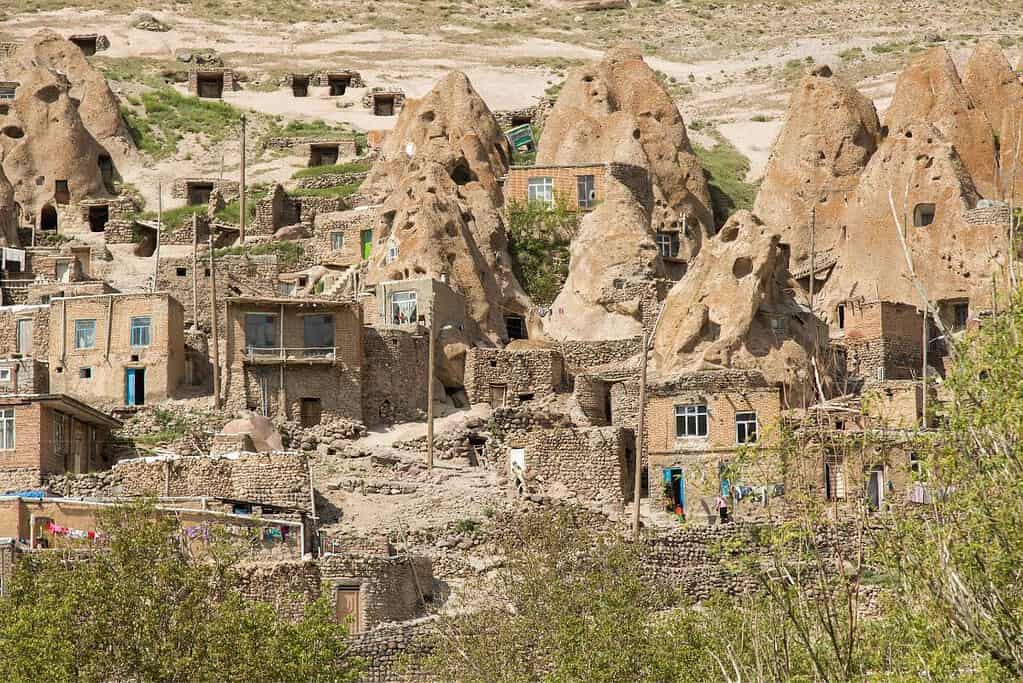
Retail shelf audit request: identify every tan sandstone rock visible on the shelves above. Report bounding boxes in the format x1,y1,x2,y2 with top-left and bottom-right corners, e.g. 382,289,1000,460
538,46,714,256
651,210,826,403
884,46,998,198
361,71,533,344
753,65,881,264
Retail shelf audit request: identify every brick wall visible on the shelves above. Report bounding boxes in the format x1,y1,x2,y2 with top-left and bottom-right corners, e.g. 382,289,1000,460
362,328,427,426
463,348,564,407
839,301,923,381
156,254,279,330
505,164,607,211
48,293,186,407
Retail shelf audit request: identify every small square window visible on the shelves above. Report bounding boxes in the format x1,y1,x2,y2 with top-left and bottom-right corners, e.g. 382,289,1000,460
331,232,344,251
79,367,92,379
204,268,211,277
176,267,187,277
0,368,10,382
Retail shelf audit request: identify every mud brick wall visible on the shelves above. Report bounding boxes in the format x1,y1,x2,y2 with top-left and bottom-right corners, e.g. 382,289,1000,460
362,327,427,426
505,426,631,506
504,163,607,211
463,348,564,406
113,452,312,511
156,254,279,330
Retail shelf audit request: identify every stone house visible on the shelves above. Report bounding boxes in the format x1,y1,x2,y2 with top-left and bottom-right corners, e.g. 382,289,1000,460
504,163,606,212
464,347,566,408
362,327,428,427
222,297,363,425
171,177,240,206
308,208,379,270
832,300,924,384
644,370,784,524
67,33,109,56
362,277,469,332
0,393,121,492
48,292,186,408
188,68,237,99
362,87,405,116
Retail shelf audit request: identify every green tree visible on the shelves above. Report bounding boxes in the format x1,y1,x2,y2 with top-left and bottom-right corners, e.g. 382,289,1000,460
505,198,579,305
0,501,362,682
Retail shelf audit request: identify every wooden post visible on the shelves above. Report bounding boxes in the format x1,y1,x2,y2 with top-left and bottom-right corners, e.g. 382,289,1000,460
209,234,221,409
191,213,199,326
239,114,247,244
808,206,816,312
427,301,436,472
633,330,649,536
153,181,162,293
921,299,928,429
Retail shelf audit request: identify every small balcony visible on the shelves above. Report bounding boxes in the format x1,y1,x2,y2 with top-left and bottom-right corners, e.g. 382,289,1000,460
243,346,339,365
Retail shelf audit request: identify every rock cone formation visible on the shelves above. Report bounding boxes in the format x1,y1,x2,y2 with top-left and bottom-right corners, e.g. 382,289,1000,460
816,122,1005,322
361,71,533,344
963,41,1023,203
538,46,714,257
0,165,18,246
753,65,881,264
651,211,825,403
0,31,133,230
884,46,998,198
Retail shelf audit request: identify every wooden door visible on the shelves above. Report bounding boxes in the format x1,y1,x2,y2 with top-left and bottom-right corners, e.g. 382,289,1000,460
335,587,361,632
490,384,507,408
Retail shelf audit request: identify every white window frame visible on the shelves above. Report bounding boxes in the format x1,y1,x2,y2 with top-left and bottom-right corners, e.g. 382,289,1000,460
0,409,15,450
386,241,399,264
15,318,32,355
330,231,344,251
74,319,96,350
389,291,417,325
735,411,758,444
577,174,596,209
130,316,152,348
654,231,679,259
527,176,554,207
674,404,708,439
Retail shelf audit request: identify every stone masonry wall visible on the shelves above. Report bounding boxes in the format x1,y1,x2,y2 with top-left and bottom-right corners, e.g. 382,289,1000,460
556,337,640,371
113,452,312,512
463,348,565,407
362,327,428,426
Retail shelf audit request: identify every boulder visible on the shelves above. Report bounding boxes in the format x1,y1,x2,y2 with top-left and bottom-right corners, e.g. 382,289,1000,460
130,11,171,32
362,71,534,344
884,46,997,198
219,413,284,453
753,66,881,263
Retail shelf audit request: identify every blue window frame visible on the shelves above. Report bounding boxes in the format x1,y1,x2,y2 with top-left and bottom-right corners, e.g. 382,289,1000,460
130,316,152,347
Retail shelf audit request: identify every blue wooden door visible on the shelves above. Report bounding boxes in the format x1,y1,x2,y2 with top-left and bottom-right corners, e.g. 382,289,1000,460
663,468,686,511
125,369,145,406
125,369,137,405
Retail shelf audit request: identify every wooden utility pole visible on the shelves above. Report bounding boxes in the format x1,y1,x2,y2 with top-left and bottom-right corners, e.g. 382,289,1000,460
426,301,436,472
153,181,162,293
209,233,221,409
921,298,928,429
191,213,199,326
633,329,649,536
239,114,247,244
808,206,816,312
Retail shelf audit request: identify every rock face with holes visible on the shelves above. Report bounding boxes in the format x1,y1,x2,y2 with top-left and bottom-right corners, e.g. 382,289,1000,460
753,66,881,265
962,41,1023,204
361,71,533,344
538,46,714,257
0,30,131,231
651,211,825,404
815,122,1006,325
884,46,998,199
0,166,17,245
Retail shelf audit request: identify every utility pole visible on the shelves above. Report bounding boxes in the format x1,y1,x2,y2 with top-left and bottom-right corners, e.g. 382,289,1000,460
153,181,162,293
426,301,436,472
209,233,221,409
633,329,649,536
808,206,816,312
921,298,928,430
191,213,199,326
239,114,247,244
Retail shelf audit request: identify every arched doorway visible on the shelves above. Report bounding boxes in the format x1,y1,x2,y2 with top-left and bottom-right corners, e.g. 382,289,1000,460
40,204,57,231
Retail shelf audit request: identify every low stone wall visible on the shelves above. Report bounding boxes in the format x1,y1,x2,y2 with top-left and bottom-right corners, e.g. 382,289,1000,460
114,452,312,512
556,337,640,371
103,219,136,244
295,171,367,190
0,468,43,494
963,204,1010,225
348,616,436,682
170,178,239,202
